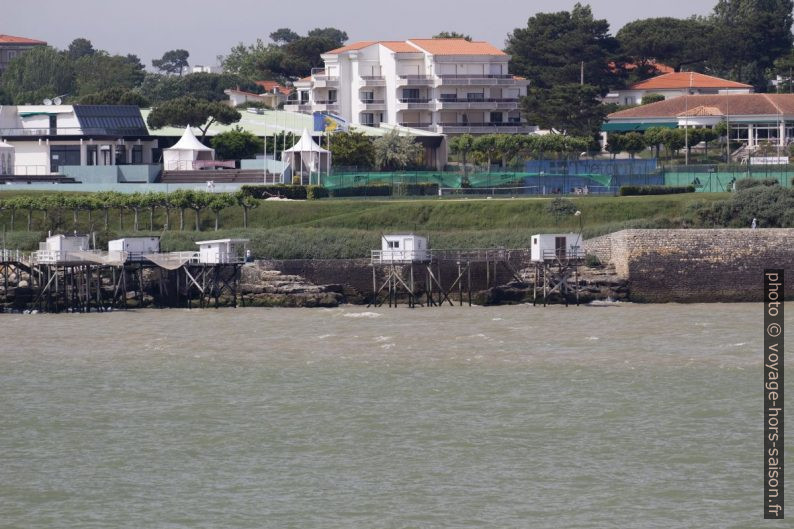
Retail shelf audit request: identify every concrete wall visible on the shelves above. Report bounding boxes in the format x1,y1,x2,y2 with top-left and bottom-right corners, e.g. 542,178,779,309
585,229,794,302
59,165,161,184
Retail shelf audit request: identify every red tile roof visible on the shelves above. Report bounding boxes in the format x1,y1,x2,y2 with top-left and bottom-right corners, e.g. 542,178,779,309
380,41,420,53
630,71,752,90
608,94,794,119
0,34,46,45
255,80,291,95
326,41,377,54
325,38,506,56
408,38,506,56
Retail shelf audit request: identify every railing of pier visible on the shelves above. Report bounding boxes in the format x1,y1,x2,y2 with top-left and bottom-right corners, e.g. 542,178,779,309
371,248,530,264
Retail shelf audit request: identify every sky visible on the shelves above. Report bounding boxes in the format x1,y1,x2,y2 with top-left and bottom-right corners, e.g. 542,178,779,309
5,0,718,68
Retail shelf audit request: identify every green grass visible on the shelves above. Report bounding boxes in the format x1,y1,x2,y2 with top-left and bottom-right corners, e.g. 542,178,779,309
0,191,729,258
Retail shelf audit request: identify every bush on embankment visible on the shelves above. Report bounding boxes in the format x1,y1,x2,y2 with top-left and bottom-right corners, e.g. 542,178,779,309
241,185,328,200
687,186,794,228
735,178,780,191
620,185,695,196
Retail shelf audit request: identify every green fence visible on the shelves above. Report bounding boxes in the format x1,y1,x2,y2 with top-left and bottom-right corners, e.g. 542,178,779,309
663,165,794,192
324,171,613,190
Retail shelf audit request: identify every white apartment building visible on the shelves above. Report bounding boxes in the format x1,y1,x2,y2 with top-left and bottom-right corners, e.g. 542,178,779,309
285,38,532,134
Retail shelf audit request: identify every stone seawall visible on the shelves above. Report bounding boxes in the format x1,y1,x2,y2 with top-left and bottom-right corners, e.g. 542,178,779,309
585,229,794,302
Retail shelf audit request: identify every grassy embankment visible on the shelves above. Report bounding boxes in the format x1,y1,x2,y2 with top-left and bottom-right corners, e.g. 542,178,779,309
0,191,728,258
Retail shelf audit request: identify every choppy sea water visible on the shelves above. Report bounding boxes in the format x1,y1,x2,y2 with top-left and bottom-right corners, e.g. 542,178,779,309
0,303,789,528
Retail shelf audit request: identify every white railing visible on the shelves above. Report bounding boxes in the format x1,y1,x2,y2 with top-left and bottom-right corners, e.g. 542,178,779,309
33,249,104,264
540,247,586,261
0,249,30,263
371,249,430,264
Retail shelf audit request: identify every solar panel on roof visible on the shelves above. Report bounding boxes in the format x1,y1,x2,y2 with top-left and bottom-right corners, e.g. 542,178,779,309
73,105,149,136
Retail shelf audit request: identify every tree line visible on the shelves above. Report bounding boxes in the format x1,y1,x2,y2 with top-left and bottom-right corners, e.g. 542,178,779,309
0,190,260,233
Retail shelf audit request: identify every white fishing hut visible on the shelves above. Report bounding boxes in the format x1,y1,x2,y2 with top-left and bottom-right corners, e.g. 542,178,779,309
36,234,91,264
373,234,429,264
108,237,160,262
195,239,249,264
531,233,585,262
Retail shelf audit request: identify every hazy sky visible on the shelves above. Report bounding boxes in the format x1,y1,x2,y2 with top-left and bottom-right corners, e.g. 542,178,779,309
6,0,718,68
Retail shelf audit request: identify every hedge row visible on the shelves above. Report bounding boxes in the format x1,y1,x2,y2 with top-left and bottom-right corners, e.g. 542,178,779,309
241,185,329,200
619,185,696,196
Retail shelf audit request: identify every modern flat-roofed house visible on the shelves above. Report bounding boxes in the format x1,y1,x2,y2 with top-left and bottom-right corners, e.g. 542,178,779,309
602,93,794,153
285,38,532,134
0,104,158,175
0,34,46,74
603,72,753,107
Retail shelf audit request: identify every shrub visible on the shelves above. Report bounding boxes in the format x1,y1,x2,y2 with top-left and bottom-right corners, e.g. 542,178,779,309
735,178,779,191
619,185,695,196
546,197,578,221
585,254,602,268
688,186,794,227
330,185,392,198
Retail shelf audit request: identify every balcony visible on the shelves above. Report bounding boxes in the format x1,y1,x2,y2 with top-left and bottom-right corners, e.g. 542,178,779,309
283,102,312,113
435,98,521,110
360,99,387,111
312,75,339,88
397,122,435,131
0,126,150,138
437,74,525,86
435,122,532,134
313,100,339,112
396,75,434,86
396,98,434,110
359,76,386,86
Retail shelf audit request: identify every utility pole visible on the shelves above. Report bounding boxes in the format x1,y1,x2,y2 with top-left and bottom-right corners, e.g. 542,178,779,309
580,61,584,85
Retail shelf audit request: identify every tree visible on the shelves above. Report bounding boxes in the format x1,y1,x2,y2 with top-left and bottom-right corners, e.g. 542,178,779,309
210,126,263,160
506,3,620,94
644,127,668,159
495,134,522,168
616,17,712,72
66,38,95,60
152,49,190,75
186,191,211,231
306,28,348,46
641,93,665,105
209,193,235,231
709,0,794,89
473,134,500,171
433,31,472,41
622,132,646,158
147,96,241,140
73,52,146,96
1,46,75,104
235,190,259,229
521,83,607,136
774,48,794,92
327,131,375,168
448,134,475,179
168,190,191,231
661,128,686,159
270,28,301,45
77,86,149,106
373,130,424,171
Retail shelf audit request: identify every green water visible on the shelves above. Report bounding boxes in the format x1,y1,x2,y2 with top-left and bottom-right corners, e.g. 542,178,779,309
0,304,789,528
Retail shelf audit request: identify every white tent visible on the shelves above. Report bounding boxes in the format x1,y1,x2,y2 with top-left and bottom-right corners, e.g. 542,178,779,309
163,126,215,170
281,128,331,185
0,140,14,176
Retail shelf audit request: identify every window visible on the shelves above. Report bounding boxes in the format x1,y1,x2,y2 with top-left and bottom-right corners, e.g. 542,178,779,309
387,240,399,248
555,236,567,258
328,89,337,103
49,115,57,135
87,145,97,166
132,145,143,164
467,93,484,101
440,93,456,101
361,113,374,125
490,112,503,123
361,91,374,102
49,145,80,172
403,88,420,101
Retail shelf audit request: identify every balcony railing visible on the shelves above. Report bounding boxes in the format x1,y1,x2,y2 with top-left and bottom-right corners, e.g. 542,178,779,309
438,74,514,79
312,75,339,82
360,99,385,104
0,127,149,137
398,75,433,80
314,100,338,105
398,98,432,103
437,98,520,103
397,122,434,130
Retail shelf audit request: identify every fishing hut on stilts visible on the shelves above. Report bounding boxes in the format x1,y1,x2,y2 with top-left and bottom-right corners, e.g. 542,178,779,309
531,233,585,306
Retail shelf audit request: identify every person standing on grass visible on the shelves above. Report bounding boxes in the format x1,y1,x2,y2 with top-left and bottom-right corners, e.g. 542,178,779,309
751,217,757,230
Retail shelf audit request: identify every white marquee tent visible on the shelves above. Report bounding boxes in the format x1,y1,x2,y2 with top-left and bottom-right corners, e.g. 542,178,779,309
163,126,215,170
0,140,14,175
281,128,331,184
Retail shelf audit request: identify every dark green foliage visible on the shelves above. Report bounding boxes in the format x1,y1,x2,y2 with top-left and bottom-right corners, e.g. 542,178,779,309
546,197,578,220
210,126,263,160
152,49,190,75
734,178,780,191
1,46,75,104
270,28,301,45
76,86,149,107
138,72,258,105
616,17,712,73
689,186,794,227
330,185,392,198
521,83,606,136
146,96,241,139
620,185,696,195
66,38,95,61
73,52,146,96
585,254,602,268
506,3,619,94
328,131,376,168
641,93,665,105
433,32,473,41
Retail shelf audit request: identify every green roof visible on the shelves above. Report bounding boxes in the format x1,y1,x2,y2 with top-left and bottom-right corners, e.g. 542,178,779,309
601,121,678,132
141,108,439,138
